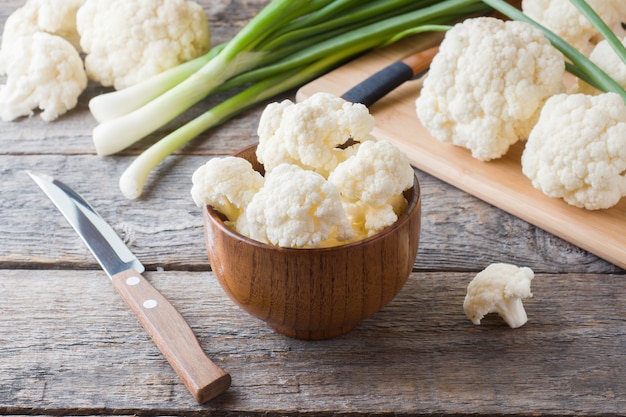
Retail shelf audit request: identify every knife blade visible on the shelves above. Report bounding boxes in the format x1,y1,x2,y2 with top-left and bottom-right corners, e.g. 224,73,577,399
28,171,231,403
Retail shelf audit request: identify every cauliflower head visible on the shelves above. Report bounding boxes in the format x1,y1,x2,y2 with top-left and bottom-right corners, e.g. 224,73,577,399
463,263,534,329
0,32,87,122
256,92,376,177
191,156,265,222
522,0,626,56
521,93,626,210
242,164,354,248
0,0,85,57
415,17,565,161
76,0,210,90
329,140,414,237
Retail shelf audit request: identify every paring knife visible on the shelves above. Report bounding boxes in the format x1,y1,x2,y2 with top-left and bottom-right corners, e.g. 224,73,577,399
28,171,231,403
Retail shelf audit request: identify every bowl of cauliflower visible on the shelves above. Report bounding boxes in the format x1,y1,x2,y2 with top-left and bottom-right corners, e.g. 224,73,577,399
194,93,421,340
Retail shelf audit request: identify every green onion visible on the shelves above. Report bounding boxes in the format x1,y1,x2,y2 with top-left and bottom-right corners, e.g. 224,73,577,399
92,0,323,155
481,0,626,102
570,0,626,67
102,0,626,199
88,43,226,123
104,0,491,198
120,58,335,199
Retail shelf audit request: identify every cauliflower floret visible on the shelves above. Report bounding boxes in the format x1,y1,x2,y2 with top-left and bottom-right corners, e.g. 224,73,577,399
0,0,85,57
191,156,265,222
522,0,626,56
193,94,416,248
256,92,376,177
76,0,210,90
575,37,626,95
0,32,87,122
463,263,535,329
329,140,414,237
415,17,565,161
522,93,626,210
242,164,354,248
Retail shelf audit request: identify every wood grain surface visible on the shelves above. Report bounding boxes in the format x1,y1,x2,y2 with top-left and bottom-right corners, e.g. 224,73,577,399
1,0,625,416
2,270,626,415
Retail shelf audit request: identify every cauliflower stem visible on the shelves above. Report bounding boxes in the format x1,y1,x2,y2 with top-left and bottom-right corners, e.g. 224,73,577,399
94,0,493,198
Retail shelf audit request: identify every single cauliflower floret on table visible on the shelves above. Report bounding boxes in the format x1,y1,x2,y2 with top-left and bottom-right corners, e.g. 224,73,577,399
76,0,210,90
415,17,565,161
256,92,376,177
329,140,414,238
522,0,626,56
191,156,265,223
463,263,535,329
242,164,354,248
0,0,85,55
522,93,626,210
0,32,87,122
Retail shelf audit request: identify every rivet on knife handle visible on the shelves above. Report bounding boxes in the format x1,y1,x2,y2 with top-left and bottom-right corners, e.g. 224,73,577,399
27,171,230,403
341,45,439,107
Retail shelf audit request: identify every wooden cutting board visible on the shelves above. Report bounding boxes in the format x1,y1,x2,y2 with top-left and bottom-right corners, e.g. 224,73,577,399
296,35,626,270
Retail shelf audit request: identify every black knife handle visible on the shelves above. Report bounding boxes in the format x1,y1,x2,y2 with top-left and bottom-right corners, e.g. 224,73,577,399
341,61,414,107
341,45,439,107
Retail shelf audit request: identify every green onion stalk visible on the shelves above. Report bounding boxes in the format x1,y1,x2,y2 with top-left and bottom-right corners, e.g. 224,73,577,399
92,0,326,155
106,0,492,199
569,0,626,67
93,0,485,156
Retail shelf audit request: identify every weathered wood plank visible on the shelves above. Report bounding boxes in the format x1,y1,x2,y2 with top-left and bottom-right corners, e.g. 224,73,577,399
1,1,623,416
1,269,625,415
1,154,617,273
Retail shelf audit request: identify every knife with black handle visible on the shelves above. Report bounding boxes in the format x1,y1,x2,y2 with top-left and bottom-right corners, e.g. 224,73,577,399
340,45,438,107
28,171,231,403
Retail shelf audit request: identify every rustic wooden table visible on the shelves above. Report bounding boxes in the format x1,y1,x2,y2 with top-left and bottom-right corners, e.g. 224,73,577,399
1,1,625,416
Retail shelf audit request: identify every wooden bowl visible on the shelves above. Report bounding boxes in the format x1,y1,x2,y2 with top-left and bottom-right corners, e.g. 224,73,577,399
203,144,421,340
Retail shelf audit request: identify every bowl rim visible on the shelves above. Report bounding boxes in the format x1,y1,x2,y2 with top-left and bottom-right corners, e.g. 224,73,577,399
204,166,421,253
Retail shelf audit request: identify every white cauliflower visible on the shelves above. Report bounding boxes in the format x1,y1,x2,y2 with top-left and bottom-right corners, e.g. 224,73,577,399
243,164,354,248
191,156,265,222
256,92,376,177
0,32,87,122
521,93,626,210
76,0,210,90
0,0,85,56
576,37,626,95
522,0,626,56
463,263,535,329
415,17,565,161
329,140,414,238
193,93,416,248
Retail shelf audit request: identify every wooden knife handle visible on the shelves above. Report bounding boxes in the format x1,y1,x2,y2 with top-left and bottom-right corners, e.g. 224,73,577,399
111,268,231,403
